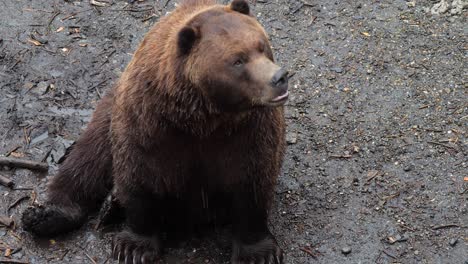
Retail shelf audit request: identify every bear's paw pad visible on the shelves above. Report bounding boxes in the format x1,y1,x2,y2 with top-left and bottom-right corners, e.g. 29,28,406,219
112,231,161,264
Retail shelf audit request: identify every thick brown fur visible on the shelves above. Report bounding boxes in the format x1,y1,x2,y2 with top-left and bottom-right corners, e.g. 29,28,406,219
22,1,287,263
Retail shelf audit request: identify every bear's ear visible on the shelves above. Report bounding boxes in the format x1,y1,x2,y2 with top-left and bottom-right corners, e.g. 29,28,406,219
178,26,199,55
230,0,250,15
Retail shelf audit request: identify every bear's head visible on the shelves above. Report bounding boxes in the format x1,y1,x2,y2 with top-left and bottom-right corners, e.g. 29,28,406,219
177,0,289,112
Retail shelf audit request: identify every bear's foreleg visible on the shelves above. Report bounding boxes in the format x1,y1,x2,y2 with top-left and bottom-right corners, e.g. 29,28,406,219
110,135,167,263
112,191,163,264
230,183,283,264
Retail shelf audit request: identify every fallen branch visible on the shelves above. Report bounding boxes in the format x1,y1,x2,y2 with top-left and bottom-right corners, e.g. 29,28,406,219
0,258,29,264
432,224,461,230
300,247,319,259
428,141,458,151
8,196,29,212
109,7,155,13
47,11,61,33
0,157,48,172
329,154,352,159
95,189,123,230
382,250,397,259
0,174,14,188
82,251,97,264
300,0,316,7
12,187,34,191
90,0,109,7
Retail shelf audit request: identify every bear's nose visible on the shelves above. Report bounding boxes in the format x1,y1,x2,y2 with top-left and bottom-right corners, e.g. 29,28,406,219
271,68,289,90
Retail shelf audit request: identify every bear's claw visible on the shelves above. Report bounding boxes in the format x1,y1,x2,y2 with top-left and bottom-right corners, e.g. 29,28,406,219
112,230,161,264
231,236,284,264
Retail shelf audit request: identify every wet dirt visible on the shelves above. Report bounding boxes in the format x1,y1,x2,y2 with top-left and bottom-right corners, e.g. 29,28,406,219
0,0,467,263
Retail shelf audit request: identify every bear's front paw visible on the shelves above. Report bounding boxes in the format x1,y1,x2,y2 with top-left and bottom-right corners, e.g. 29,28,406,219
112,230,161,264
231,235,284,264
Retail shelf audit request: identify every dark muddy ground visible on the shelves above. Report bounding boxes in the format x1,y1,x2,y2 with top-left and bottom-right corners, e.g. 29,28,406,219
0,0,467,263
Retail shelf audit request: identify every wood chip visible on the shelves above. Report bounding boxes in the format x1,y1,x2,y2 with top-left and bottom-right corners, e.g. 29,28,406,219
90,0,109,7
0,216,14,227
366,170,380,182
27,39,43,46
8,152,24,158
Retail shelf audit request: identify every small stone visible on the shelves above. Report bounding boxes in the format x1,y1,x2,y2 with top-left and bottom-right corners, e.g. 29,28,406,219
30,131,49,145
286,132,297,145
448,16,457,22
352,178,359,186
450,0,466,15
388,236,397,244
404,164,414,172
86,233,96,243
431,0,449,14
23,82,35,90
341,246,351,255
449,238,458,247
33,81,49,95
331,67,343,73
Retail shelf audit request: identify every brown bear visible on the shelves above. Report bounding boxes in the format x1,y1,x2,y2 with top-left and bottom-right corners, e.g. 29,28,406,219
22,0,289,263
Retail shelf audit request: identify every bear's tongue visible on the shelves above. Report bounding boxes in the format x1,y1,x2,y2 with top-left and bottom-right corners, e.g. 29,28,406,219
272,91,289,102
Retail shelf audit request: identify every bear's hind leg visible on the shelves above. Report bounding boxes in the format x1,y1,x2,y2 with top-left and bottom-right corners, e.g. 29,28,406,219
22,92,114,237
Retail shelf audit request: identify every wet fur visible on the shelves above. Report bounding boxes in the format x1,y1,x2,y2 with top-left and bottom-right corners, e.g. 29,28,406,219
22,1,286,263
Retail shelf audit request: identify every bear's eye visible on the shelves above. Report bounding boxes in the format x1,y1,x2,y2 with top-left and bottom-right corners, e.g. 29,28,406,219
233,59,244,67
232,59,244,67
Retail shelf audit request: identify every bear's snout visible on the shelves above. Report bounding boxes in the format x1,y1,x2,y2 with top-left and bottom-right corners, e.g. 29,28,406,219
271,68,289,91
269,68,289,104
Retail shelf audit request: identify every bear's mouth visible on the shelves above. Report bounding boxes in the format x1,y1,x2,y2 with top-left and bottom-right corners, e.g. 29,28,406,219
270,91,289,103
